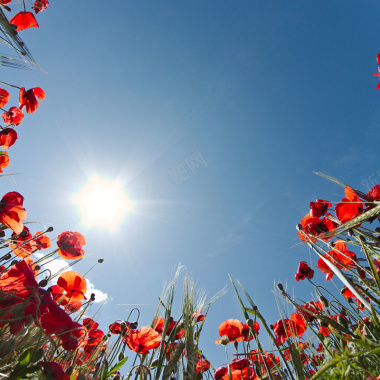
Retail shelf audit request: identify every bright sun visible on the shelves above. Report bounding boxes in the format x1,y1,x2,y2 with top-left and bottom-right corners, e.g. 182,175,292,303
73,177,133,229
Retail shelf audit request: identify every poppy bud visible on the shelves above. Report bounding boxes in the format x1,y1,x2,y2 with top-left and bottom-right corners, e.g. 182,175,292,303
98,258,104,263
90,293,96,301
338,315,348,328
320,321,328,328
120,322,127,332
296,223,303,231
46,226,54,232
219,335,230,346
1,253,11,261
348,229,354,237
246,319,254,328
76,375,86,380
0,231,4,238
234,341,238,350
102,335,108,341
11,260,18,265
118,352,124,361
277,283,284,292
0,338,15,357
34,265,40,271
65,367,74,376
319,295,329,308
12,302,25,317
151,358,159,367
38,279,48,287
130,321,138,330
112,376,120,380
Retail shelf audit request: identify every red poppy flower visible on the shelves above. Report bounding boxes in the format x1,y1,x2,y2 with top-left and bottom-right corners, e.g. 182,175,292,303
153,317,184,340
38,292,85,350
33,231,51,250
193,311,205,322
0,0,12,5
2,107,24,126
33,0,49,14
297,301,323,322
57,231,86,260
0,89,10,108
295,261,314,281
298,213,337,242
10,226,35,257
375,67,380,90
84,318,99,330
272,314,307,345
86,328,104,346
309,199,331,218
215,319,243,344
125,326,161,354
335,187,363,224
19,87,45,114
241,321,259,340
0,128,17,149
318,240,357,281
214,361,256,380
41,361,70,380
367,184,380,200
196,354,211,374
0,191,27,235
57,271,87,301
9,12,39,31
0,151,9,173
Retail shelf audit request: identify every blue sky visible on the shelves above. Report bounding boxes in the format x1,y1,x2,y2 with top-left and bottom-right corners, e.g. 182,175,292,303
3,0,380,368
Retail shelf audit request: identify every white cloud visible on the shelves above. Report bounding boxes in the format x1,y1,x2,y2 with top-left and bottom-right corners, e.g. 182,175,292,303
85,279,108,303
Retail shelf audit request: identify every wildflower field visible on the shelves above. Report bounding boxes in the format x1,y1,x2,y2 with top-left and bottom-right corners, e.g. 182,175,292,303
0,1,380,380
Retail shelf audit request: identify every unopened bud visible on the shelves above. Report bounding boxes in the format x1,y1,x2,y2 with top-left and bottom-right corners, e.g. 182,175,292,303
112,376,120,380
47,226,54,232
12,303,25,317
120,322,127,332
34,265,40,271
129,321,138,330
0,338,15,357
277,283,284,292
65,367,74,376
296,224,303,231
246,319,254,328
76,375,86,380
0,231,4,238
1,253,11,261
234,341,238,350
319,295,329,308
338,315,347,328
11,260,18,266
118,352,124,361
98,258,104,263
90,293,96,301
38,279,48,287
151,358,159,367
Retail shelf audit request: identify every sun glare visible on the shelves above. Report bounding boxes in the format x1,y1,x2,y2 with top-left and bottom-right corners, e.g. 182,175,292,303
73,177,133,229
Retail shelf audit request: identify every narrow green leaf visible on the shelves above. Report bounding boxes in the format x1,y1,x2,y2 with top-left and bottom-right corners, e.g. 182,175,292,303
109,356,128,376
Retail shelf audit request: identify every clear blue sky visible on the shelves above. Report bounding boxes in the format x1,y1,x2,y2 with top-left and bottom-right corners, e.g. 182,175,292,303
3,0,380,368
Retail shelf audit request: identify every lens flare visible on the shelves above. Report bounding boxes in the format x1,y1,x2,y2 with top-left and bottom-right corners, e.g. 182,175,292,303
73,177,133,229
